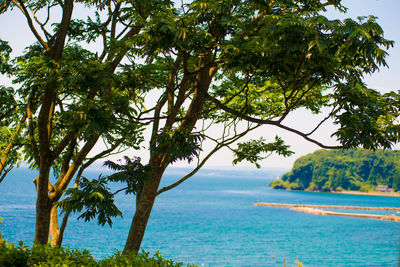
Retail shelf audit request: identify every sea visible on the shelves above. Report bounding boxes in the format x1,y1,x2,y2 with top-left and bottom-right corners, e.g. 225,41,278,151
0,167,399,266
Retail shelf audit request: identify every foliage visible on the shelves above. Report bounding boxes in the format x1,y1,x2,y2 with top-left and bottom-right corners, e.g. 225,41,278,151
105,157,151,195
271,149,400,192
153,129,204,165
99,250,196,267
0,84,24,180
0,242,195,267
0,216,5,243
58,176,122,227
233,136,294,168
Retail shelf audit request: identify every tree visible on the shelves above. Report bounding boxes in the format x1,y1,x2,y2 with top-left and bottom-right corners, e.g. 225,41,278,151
1,0,400,254
0,0,153,245
0,41,25,183
105,0,399,253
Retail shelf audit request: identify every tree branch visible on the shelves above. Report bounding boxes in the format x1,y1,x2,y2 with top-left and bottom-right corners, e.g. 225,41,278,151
26,97,40,165
14,0,50,51
205,93,343,149
157,124,260,195
51,136,99,201
50,131,76,161
0,166,12,184
0,111,27,174
48,0,73,60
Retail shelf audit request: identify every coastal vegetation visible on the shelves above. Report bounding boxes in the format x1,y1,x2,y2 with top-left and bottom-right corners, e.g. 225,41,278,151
1,0,400,259
270,149,400,192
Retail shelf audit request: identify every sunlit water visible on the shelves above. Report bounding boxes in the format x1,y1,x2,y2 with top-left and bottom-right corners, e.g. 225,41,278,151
1,167,399,266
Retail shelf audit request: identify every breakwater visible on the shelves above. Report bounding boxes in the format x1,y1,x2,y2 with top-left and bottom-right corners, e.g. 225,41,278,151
254,202,400,211
254,203,400,222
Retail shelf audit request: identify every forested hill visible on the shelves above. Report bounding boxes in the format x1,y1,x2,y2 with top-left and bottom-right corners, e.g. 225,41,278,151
270,149,400,192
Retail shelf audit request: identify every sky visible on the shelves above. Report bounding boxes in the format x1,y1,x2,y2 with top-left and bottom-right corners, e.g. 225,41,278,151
0,0,399,170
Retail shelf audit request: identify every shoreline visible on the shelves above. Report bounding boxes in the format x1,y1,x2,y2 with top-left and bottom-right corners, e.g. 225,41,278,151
271,188,400,197
329,190,400,197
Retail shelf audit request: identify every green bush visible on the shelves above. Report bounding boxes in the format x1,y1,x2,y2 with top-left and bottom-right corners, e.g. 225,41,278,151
0,241,196,267
0,216,4,244
99,251,195,267
360,183,376,192
306,182,318,191
270,179,285,189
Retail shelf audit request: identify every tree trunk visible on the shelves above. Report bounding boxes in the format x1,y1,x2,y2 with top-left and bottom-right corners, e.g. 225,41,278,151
49,204,70,247
34,163,52,244
49,205,60,247
122,168,164,253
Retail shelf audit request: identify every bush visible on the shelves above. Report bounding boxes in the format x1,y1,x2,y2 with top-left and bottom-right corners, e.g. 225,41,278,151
0,216,4,244
306,182,318,191
0,241,196,267
270,179,285,189
99,251,195,267
360,183,375,192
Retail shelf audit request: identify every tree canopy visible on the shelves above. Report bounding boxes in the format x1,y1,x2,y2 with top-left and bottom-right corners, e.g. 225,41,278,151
1,0,399,253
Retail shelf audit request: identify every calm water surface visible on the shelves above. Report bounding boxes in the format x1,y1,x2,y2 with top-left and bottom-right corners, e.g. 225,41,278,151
0,167,399,266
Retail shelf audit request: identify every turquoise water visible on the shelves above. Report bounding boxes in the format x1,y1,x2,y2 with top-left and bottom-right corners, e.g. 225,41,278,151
0,167,399,266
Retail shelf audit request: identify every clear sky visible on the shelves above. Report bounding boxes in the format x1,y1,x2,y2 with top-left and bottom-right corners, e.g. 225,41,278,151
1,0,399,170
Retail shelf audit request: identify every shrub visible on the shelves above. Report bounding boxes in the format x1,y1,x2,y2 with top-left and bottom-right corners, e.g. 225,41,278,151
270,179,285,189
306,182,318,191
360,183,376,192
0,241,196,267
99,250,196,267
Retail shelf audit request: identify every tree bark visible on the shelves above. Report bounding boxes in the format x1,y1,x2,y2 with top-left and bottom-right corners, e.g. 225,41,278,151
122,167,164,253
49,204,60,247
34,162,52,244
49,204,70,247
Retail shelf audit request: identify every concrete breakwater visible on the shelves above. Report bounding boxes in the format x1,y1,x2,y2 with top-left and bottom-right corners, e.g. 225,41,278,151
254,203,400,222
254,202,400,211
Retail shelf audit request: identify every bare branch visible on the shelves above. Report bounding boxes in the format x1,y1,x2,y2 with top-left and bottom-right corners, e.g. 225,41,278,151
59,138,77,179
306,104,339,136
50,131,76,161
30,5,52,41
0,166,13,184
205,93,343,149
112,187,128,196
48,0,74,60
14,0,50,51
110,2,122,40
27,96,40,165
51,136,99,201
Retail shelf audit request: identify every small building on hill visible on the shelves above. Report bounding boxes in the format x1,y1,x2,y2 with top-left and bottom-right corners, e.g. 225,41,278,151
376,185,392,192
